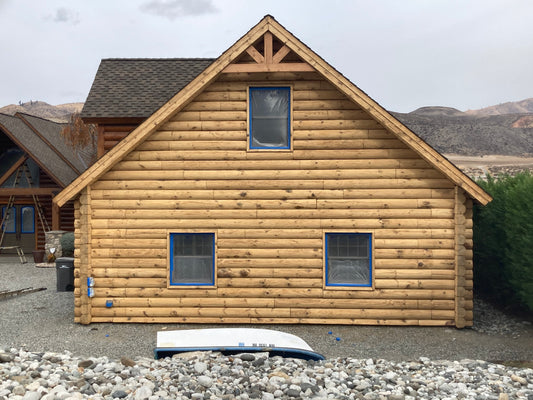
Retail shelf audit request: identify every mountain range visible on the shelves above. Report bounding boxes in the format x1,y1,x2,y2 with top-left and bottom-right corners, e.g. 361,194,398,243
1,98,532,156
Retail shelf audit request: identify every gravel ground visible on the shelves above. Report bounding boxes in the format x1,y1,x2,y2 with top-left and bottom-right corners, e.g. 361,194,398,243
0,256,531,362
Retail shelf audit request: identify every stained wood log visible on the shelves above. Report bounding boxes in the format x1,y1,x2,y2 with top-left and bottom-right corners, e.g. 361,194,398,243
375,259,455,269
375,269,455,280
90,208,453,220
110,159,430,171
137,141,247,151
218,268,322,278
218,258,323,268
294,139,408,150
375,279,455,290
150,131,246,141
90,188,451,201
170,110,246,121
184,100,246,112
217,278,323,288
217,248,321,259
293,99,361,111
218,238,322,248
91,199,318,210
92,268,166,278
90,218,454,230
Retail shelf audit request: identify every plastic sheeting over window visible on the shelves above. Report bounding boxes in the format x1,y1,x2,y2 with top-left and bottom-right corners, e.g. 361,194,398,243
170,233,215,286
326,233,372,287
250,87,290,149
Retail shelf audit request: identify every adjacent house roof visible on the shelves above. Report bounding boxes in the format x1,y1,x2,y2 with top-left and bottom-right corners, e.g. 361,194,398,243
0,113,90,187
55,15,492,206
81,58,214,121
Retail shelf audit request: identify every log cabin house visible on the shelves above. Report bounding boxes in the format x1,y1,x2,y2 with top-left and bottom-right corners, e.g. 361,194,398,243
0,113,92,254
54,16,492,327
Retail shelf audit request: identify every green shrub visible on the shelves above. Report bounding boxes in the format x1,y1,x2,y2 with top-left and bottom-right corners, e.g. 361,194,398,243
474,172,533,312
60,232,75,257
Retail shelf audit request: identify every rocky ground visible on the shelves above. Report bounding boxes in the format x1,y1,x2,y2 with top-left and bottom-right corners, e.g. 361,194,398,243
1,257,532,399
1,348,532,400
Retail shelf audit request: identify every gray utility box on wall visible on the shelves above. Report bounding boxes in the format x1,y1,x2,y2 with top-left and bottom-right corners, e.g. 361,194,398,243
56,257,74,292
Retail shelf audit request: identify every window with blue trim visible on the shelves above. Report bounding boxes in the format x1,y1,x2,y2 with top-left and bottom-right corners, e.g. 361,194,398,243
1,206,16,233
325,233,372,287
249,87,290,149
169,233,215,286
21,206,35,234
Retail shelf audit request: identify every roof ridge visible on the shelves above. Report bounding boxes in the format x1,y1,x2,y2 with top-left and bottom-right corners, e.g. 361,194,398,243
101,57,216,61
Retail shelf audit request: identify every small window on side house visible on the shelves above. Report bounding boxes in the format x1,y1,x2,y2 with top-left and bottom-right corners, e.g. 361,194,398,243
249,87,290,149
325,233,373,288
1,206,16,233
169,233,215,287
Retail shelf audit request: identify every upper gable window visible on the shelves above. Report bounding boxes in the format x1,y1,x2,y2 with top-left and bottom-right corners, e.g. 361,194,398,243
249,87,291,150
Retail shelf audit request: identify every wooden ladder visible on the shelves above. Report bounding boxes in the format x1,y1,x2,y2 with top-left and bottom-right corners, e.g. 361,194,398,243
0,166,23,247
21,163,50,233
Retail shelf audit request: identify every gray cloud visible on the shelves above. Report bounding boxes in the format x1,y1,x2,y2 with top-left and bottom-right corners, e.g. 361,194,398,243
47,7,80,25
140,0,218,20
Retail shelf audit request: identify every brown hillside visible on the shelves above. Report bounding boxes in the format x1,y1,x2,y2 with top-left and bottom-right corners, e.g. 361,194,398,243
0,101,83,122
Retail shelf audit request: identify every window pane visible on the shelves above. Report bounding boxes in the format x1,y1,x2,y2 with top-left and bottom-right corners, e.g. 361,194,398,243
171,233,214,285
328,258,369,285
21,206,34,233
326,233,371,286
2,207,15,233
250,88,290,149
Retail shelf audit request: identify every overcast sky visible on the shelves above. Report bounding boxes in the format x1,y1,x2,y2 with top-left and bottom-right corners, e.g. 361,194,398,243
0,0,531,113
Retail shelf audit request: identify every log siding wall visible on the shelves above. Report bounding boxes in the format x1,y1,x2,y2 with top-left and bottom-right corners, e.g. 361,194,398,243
75,71,473,326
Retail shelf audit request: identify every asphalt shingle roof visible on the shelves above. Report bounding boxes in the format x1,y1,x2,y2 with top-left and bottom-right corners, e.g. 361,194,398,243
81,58,214,119
0,114,79,186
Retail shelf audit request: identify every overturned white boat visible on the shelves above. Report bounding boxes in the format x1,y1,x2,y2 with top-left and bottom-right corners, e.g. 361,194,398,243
154,328,325,361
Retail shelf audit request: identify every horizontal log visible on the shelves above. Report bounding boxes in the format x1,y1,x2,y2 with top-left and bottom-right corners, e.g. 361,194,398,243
170,110,247,122
91,208,453,220
218,277,323,288
184,100,246,112
91,307,292,318
89,297,452,310
110,159,429,171
91,199,318,210
290,308,454,320
137,140,246,151
218,238,322,248
294,119,382,130
292,149,419,160
375,259,455,269
217,248,321,259
93,277,167,288
218,71,321,82
92,249,166,258
92,268,166,278
100,168,445,181
218,268,322,278
91,218,454,230
375,279,455,290
316,199,453,209
150,131,246,141
293,109,369,120
375,248,455,259
374,238,454,249
292,90,348,101
89,188,453,201
375,269,455,280
292,99,361,111
90,258,166,268
162,120,247,131
294,139,408,150
218,258,323,268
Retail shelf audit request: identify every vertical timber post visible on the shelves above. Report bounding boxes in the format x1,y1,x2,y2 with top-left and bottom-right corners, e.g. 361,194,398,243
78,187,92,324
454,187,467,328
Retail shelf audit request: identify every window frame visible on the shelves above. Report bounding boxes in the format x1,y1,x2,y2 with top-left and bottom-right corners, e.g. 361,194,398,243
248,86,292,151
323,231,374,290
21,206,35,234
1,206,16,234
167,231,217,289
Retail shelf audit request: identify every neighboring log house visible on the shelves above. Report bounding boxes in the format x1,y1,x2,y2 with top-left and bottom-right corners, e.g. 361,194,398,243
54,16,491,327
0,113,93,253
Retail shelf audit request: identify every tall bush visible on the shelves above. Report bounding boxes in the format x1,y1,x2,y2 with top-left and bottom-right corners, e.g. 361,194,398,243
473,172,533,312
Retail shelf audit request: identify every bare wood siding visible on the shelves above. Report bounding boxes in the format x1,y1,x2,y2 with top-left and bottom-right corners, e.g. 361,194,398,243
79,71,470,325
